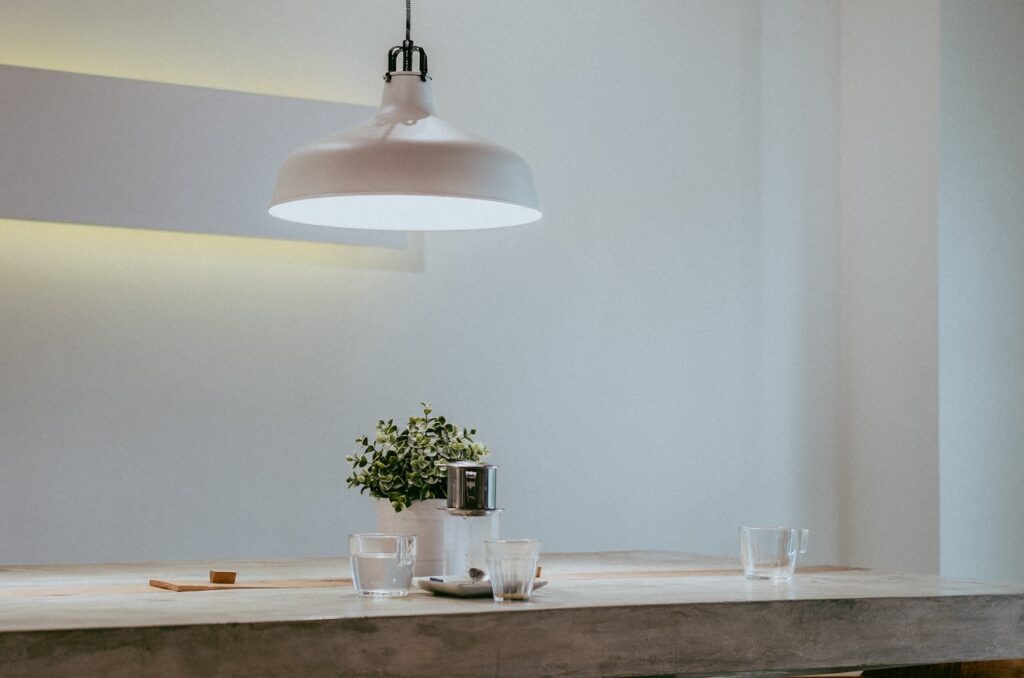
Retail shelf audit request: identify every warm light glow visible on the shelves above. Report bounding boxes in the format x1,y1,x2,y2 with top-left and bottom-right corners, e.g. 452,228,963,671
0,219,421,272
0,3,390,104
270,195,543,230
0,59,363,105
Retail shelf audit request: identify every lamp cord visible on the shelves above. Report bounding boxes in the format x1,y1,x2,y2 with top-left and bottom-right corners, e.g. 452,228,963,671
385,0,427,81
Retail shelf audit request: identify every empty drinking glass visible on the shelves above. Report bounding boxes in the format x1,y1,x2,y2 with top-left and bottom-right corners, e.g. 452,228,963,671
349,533,417,597
485,539,541,602
739,526,809,582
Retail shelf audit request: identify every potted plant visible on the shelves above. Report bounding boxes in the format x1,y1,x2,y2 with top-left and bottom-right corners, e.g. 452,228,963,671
346,403,489,576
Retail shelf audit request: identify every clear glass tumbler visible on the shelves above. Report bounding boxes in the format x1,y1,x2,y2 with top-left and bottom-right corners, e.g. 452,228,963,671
349,533,417,597
485,539,541,602
739,526,809,582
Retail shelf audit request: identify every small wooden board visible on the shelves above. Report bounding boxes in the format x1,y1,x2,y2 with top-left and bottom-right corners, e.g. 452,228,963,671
148,578,352,592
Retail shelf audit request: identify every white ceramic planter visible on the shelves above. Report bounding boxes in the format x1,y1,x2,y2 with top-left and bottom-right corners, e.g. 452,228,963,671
374,498,446,577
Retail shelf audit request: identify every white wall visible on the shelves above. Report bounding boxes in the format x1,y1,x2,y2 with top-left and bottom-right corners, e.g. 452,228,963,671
1,1,1020,580
1,1,797,565
758,0,842,564
939,0,1024,583
837,0,941,573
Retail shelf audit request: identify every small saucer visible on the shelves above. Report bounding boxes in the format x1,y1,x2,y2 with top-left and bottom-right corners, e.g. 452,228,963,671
416,577,547,598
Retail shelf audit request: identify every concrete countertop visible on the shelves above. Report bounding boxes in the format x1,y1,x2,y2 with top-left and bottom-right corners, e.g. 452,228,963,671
1,551,1022,676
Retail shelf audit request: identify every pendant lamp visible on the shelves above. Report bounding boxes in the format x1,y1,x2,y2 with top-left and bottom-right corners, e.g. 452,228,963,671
269,1,541,230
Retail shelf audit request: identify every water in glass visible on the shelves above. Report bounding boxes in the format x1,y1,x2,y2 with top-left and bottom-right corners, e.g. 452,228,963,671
349,534,416,597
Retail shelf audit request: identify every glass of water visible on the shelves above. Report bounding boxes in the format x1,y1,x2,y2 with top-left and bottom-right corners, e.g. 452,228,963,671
485,539,541,602
349,533,417,597
739,526,809,582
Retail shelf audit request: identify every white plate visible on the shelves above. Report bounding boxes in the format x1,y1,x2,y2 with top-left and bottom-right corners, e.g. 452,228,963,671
416,577,548,598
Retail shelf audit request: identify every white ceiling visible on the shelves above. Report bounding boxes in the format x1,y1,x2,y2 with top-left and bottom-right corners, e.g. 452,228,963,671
0,0,563,105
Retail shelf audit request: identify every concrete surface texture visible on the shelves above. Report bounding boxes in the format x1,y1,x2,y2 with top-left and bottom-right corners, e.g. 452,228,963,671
0,552,1022,677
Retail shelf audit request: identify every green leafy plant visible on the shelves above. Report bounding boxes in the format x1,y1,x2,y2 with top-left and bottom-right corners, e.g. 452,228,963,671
345,403,490,512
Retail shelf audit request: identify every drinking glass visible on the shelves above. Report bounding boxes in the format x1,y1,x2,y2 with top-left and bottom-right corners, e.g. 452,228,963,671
739,526,809,582
485,539,541,602
349,533,417,597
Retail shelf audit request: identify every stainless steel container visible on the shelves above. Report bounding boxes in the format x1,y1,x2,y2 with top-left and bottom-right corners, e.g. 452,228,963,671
443,462,501,579
446,461,498,514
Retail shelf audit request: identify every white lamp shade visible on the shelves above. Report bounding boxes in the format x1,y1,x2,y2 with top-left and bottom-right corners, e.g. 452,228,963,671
269,73,541,230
